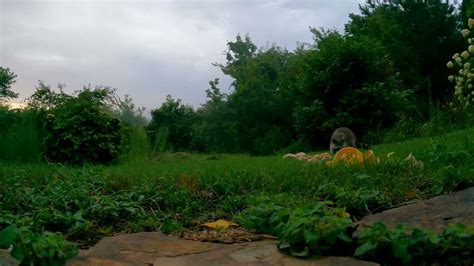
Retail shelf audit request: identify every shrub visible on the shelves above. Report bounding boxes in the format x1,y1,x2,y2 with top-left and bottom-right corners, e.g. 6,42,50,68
0,226,78,265
42,86,125,165
146,95,196,152
294,30,411,148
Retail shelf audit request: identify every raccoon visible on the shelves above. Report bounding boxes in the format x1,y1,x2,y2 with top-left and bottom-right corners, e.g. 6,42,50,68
329,127,357,154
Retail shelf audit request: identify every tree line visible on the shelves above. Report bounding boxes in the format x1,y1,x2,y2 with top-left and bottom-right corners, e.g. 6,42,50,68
147,0,471,154
1,0,473,161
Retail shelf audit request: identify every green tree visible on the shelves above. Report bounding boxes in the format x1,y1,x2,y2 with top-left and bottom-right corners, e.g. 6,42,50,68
0,67,18,100
147,95,196,152
461,0,474,28
346,0,463,115
114,94,147,127
193,78,238,152
213,35,299,154
294,30,410,148
27,81,71,109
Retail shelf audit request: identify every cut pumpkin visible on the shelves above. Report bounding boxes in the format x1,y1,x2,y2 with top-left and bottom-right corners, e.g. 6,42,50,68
334,147,364,164
363,150,379,165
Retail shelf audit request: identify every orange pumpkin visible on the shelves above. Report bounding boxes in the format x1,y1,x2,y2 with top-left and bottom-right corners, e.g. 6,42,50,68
334,147,364,164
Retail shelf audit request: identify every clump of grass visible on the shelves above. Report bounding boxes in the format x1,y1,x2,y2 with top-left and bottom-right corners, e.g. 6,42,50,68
0,108,43,162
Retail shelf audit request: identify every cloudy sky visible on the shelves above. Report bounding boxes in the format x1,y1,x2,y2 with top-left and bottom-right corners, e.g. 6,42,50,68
1,0,364,111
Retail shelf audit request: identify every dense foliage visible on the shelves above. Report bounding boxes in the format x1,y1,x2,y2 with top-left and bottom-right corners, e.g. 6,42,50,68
0,226,78,265
146,95,196,152
346,0,462,114
0,67,18,100
0,107,44,162
293,30,410,146
28,84,126,165
145,0,467,154
238,200,473,264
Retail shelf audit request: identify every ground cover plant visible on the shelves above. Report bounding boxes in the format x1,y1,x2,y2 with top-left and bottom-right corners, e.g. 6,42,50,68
1,1,474,264
0,127,473,264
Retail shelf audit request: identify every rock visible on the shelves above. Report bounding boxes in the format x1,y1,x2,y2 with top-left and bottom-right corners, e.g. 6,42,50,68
68,232,217,265
153,241,377,266
0,249,18,266
69,232,378,266
357,187,474,233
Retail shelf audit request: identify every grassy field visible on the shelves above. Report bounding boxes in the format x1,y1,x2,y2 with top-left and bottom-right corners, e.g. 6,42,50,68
1,127,473,263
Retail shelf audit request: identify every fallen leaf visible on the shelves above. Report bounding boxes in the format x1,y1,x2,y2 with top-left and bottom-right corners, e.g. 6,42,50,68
202,219,239,230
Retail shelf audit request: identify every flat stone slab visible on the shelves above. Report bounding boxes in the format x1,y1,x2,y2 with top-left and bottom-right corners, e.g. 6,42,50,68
357,187,474,233
0,250,18,266
69,232,377,266
69,232,216,265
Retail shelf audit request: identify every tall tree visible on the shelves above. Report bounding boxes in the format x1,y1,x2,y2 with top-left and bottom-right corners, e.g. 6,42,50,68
293,30,410,148
146,95,196,152
461,0,474,28
0,67,18,100
346,0,462,116
214,35,298,154
194,78,237,152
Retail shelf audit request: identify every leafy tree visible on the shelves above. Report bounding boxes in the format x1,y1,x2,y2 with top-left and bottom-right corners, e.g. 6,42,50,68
214,34,257,86
113,94,147,127
294,30,410,148
0,67,18,100
27,81,71,109
346,0,463,115
193,78,238,152
146,95,196,152
460,0,474,28
213,35,299,154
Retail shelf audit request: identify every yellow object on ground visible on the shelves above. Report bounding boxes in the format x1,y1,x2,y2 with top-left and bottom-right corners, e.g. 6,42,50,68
326,148,379,166
334,147,364,164
363,150,379,165
202,220,239,230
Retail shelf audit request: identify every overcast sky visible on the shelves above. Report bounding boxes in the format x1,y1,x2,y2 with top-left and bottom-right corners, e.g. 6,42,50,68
1,0,364,111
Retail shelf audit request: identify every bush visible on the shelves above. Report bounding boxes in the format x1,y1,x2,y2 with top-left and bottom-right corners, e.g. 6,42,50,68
42,87,125,165
146,95,196,152
294,30,411,148
0,226,78,265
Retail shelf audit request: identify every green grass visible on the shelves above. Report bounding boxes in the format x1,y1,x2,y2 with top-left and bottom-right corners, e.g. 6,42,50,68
373,127,474,158
0,109,43,162
0,127,473,263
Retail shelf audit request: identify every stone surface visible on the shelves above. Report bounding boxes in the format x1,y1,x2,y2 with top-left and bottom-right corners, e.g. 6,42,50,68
357,187,474,233
69,232,217,265
68,232,377,266
0,249,18,266
153,242,377,266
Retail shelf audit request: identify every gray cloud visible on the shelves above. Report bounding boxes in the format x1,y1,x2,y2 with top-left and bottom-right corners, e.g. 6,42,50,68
1,0,364,110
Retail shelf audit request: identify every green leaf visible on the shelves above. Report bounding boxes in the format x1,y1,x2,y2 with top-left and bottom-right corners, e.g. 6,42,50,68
303,230,320,244
337,232,352,243
10,246,26,261
0,226,18,248
355,241,377,257
392,240,411,263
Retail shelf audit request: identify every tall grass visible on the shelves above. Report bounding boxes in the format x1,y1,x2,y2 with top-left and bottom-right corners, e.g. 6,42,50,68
0,108,43,162
120,126,150,163
382,104,474,143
